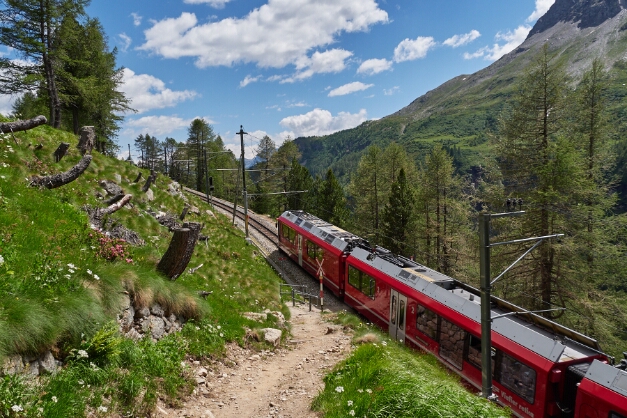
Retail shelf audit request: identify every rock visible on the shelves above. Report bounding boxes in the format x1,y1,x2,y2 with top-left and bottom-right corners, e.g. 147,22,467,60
136,306,151,319
248,354,260,361
168,181,182,197
189,206,200,215
197,367,208,377
24,360,40,377
203,410,216,418
125,328,142,341
1,354,24,376
205,210,216,219
119,306,135,332
39,351,57,375
99,180,123,196
150,316,166,340
150,304,165,316
261,328,282,347
114,173,122,183
145,188,154,201
243,312,267,322
196,377,206,385
268,311,286,327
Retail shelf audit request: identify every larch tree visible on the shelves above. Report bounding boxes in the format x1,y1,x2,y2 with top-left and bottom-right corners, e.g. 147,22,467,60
381,168,415,257
286,158,314,212
186,118,215,192
348,145,385,242
317,169,349,228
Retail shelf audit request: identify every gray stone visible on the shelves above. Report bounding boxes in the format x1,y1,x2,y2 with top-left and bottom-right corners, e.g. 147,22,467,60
136,306,151,319
205,210,216,219
189,205,200,215
1,354,24,376
39,351,57,375
114,174,122,183
99,180,123,196
119,307,135,332
150,303,165,316
140,319,151,333
163,317,172,332
125,328,142,341
24,360,40,377
145,188,155,201
243,312,267,322
149,316,166,340
168,182,182,197
261,328,282,347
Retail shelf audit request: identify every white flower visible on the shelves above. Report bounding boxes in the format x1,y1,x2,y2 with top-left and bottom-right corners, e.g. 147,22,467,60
68,269,75,273
90,362,99,370
77,349,88,358
357,389,363,393
335,386,344,393
93,274,100,280
0,254,4,264
349,410,355,416
52,395,58,403
11,405,23,412
97,406,108,413
86,269,92,275
64,274,71,279
0,175,5,179
78,379,84,385
219,333,224,337
195,326,200,331
217,325,221,329
381,341,387,346
67,263,76,269
366,389,372,394
347,400,353,406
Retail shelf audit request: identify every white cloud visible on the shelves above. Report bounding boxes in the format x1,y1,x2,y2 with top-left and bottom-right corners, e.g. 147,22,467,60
357,58,392,76
0,94,20,116
443,30,481,48
138,0,388,70
282,49,353,82
183,0,232,8
393,36,436,62
240,75,262,87
224,129,269,159
328,81,373,97
463,25,531,61
383,86,399,96
119,33,132,52
279,108,368,137
527,0,555,22
120,68,198,113
131,12,142,26
123,115,195,137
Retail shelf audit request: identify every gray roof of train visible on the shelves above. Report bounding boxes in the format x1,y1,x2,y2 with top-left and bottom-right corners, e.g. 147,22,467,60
585,360,627,398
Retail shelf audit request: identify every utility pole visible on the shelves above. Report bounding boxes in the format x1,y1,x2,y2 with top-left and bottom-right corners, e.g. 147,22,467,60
479,204,563,400
238,125,250,240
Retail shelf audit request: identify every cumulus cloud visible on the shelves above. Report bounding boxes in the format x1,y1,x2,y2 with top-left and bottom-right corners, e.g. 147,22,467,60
224,129,269,159
120,68,198,113
383,86,399,96
463,25,530,61
130,12,142,26
357,58,392,75
393,36,436,62
183,0,232,8
280,108,367,137
240,75,262,87
123,115,195,137
138,0,388,71
0,94,19,116
443,30,481,48
328,81,373,97
119,33,132,52
527,0,555,22
283,49,353,82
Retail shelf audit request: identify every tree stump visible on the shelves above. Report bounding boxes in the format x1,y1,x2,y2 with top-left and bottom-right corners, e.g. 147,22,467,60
30,155,92,189
133,172,143,183
179,205,189,221
53,142,70,162
142,170,156,192
157,222,202,280
0,115,47,133
77,126,95,155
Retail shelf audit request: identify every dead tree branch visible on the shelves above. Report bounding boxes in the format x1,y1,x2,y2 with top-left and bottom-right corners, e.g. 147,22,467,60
30,155,92,189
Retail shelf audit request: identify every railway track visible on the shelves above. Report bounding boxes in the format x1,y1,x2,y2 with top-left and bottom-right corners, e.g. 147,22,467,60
182,187,348,312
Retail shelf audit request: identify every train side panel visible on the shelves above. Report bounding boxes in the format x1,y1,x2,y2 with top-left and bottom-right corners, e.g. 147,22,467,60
574,361,627,418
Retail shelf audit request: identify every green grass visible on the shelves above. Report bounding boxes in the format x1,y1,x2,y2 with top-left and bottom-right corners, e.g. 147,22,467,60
0,120,289,416
313,317,507,418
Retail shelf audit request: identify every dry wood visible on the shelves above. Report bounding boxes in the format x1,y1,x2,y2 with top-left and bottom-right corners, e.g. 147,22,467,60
179,205,189,221
105,193,125,205
99,194,132,216
53,142,70,162
157,221,202,280
77,126,95,155
0,115,47,133
30,155,92,189
133,172,143,183
142,169,156,192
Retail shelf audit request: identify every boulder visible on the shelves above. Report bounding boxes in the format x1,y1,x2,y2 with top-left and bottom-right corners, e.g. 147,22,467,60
145,188,155,201
99,180,123,196
150,315,166,340
150,303,165,316
1,354,24,376
261,328,282,347
39,351,57,375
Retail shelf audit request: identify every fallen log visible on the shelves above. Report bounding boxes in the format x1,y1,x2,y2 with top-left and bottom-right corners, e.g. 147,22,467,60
99,194,132,217
30,155,92,189
0,115,47,133
157,221,202,280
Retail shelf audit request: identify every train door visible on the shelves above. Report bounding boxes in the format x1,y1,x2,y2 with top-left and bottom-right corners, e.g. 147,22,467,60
389,290,407,343
297,235,303,266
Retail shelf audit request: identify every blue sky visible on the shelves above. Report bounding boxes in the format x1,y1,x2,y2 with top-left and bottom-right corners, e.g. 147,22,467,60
0,0,555,159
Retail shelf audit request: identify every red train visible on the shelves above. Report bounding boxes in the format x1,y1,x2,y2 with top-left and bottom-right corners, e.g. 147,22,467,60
277,210,627,418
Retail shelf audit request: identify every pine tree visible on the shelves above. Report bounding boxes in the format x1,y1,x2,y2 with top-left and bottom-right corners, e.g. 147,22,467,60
286,158,314,212
186,118,215,192
317,169,349,228
381,168,415,257
348,145,384,241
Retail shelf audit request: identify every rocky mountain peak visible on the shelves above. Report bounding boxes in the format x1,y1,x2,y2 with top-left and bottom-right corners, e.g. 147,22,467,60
528,0,627,37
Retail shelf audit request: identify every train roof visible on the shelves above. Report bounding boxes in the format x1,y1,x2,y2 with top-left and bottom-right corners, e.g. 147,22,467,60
584,360,627,398
279,211,362,252
349,245,601,363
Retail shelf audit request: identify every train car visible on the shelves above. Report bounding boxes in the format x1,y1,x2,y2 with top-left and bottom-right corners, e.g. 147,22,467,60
277,210,626,418
574,359,627,418
277,210,361,298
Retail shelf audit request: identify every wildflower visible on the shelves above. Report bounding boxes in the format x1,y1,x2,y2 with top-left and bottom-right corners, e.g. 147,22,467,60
220,333,224,337
11,405,23,412
64,274,71,279
366,389,372,394
0,175,5,179
67,263,76,269
97,406,108,413
195,326,200,331
381,341,387,346
68,269,75,273
357,389,363,393
87,269,92,275
90,362,98,370
349,410,355,416
217,325,221,329
94,274,100,280
78,379,84,385
52,396,58,403
77,349,88,358
126,258,133,263
0,254,4,264
335,386,344,393
348,400,353,406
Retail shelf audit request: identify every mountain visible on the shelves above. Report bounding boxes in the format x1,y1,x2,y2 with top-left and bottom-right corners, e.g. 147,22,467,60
295,0,627,182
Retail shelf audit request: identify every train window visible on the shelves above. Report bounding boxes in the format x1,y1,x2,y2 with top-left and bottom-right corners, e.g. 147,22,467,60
496,352,536,404
282,225,296,243
415,305,439,341
439,318,466,370
398,300,405,331
347,266,376,299
466,334,496,373
391,295,397,325
306,242,325,261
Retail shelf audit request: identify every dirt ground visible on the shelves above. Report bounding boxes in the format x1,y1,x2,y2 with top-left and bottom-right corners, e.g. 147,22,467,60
155,303,353,418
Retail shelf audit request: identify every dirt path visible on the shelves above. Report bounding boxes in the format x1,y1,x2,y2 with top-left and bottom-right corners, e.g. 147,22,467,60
156,304,353,418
